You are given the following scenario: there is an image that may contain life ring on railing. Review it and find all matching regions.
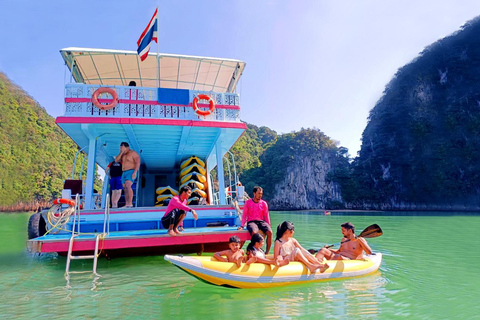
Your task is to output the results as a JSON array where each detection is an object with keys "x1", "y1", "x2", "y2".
[
  {"x1": 91, "y1": 87, "x2": 119, "y2": 110},
  {"x1": 192, "y1": 94, "x2": 215, "y2": 116},
  {"x1": 53, "y1": 198, "x2": 76, "y2": 207}
]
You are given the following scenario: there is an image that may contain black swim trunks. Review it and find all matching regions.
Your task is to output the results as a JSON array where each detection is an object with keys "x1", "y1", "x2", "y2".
[
  {"x1": 246, "y1": 220, "x2": 272, "y2": 234},
  {"x1": 161, "y1": 208, "x2": 186, "y2": 229}
]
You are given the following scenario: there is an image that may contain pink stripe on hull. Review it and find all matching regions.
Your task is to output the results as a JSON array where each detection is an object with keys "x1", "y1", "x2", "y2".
[
  {"x1": 78, "y1": 206, "x2": 236, "y2": 215},
  {"x1": 40, "y1": 231, "x2": 250, "y2": 253}
]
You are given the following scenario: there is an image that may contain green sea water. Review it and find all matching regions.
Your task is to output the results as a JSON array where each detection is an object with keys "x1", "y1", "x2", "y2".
[{"x1": 1, "y1": 211, "x2": 479, "y2": 319}]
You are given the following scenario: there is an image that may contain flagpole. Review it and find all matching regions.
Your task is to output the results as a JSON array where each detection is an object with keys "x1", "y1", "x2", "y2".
[{"x1": 156, "y1": 7, "x2": 160, "y2": 88}]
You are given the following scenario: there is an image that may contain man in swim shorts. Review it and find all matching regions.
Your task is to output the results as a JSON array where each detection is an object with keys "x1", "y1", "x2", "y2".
[
  {"x1": 237, "y1": 186, "x2": 273, "y2": 254},
  {"x1": 161, "y1": 186, "x2": 198, "y2": 236},
  {"x1": 115, "y1": 142, "x2": 140, "y2": 208},
  {"x1": 315, "y1": 222, "x2": 373, "y2": 261}
]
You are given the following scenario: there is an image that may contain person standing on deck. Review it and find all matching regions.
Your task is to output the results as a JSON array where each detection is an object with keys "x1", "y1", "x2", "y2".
[
  {"x1": 237, "y1": 186, "x2": 273, "y2": 254},
  {"x1": 105, "y1": 160, "x2": 123, "y2": 208},
  {"x1": 115, "y1": 142, "x2": 140, "y2": 208},
  {"x1": 162, "y1": 186, "x2": 198, "y2": 236}
]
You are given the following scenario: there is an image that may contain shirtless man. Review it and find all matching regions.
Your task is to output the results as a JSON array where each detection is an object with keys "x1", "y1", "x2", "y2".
[
  {"x1": 315, "y1": 222, "x2": 372, "y2": 261},
  {"x1": 115, "y1": 142, "x2": 140, "y2": 208}
]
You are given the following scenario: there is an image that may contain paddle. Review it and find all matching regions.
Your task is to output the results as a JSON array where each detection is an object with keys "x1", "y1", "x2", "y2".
[{"x1": 308, "y1": 224, "x2": 383, "y2": 254}]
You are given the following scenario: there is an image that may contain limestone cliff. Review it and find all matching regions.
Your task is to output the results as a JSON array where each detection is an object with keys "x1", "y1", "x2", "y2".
[{"x1": 269, "y1": 153, "x2": 343, "y2": 210}]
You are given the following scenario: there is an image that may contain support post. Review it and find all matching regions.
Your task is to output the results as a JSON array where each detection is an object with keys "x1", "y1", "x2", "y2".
[
  {"x1": 84, "y1": 137, "x2": 97, "y2": 209},
  {"x1": 216, "y1": 141, "x2": 226, "y2": 205}
]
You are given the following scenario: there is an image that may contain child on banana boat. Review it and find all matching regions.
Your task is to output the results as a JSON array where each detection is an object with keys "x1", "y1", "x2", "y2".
[
  {"x1": 214, "y1": 222, "x2": 329, "y2": 273},
  {"x1": 274, "y1": 221, "x2": 329, "y2": 273},
  {"x1": 245, "y1": 233, "x2": 277, "y2": 266},
  {"x1": 213, "y1": 235, "x2": 245, "y2": 267}
]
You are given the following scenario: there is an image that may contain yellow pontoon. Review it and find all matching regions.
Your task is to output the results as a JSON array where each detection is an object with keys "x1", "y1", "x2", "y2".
[{"x1": 165, "y1": 253, "x2": 382, "y2": 289}]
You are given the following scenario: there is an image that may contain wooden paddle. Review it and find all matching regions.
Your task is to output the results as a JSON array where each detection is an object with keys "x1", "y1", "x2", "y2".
[{"x1": 308, "y1": 224, "x2": 383, "y2": 254}]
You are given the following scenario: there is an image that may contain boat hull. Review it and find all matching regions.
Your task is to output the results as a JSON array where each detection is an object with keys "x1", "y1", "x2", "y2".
[
  {"x1": 27, "y1": 227, "x2": 250, "y2": 257},
  {"x1": 164, "y1": 253, "x2": 382, "y2": 289}
]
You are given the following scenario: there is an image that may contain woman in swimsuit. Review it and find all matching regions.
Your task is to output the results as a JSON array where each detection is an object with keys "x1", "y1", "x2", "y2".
[
  {"x1": 273, "y1": 221, "x2": 329, "y2": 273},
  {"x1": 245, "y1": 233, "x2": 277, "y2": 266}
]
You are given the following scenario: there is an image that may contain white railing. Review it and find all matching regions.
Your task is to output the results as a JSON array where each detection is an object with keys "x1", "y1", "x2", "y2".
[{"x1": 64, "y1": 84, "x2": 241, "y2": 122}]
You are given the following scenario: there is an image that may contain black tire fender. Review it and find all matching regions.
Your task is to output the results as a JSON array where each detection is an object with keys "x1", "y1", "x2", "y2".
[{"x1": 27, "y1": 212, "x2": 47, "y2": 239}]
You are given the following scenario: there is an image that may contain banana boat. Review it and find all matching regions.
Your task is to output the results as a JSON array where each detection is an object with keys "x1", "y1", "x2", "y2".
[
  {"x1": 164, "y1": 253, "x2": 382, "y2": 289},
  {"x1": 180, "y1": 180, "x2": 205, "y2": 191},
  {"x1": 156, "y1": 186, "x2": 179, "y2": 196},
  {"x1": 156, "y1": 194, "x2": 174, "y2": 202},
  {"x1": 179, "y1": 163, "x2": 206, "y2": 178},
  {"x1": 180, "y1": 172, "x2": 207, "y2": 185},
  {"x1": 191, "y1": 188, "x2": 207, "y2": 198},
  {"x1": 180, "y1": 156, "x2": 206, "y2": 170}
]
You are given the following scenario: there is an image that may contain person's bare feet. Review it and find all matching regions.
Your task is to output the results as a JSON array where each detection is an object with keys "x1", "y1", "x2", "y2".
[
  {"x1": 277, "y1": 257, "x2": 290, "y2": 267},
  {"x1": 308, "y1": 264, "x2": 321, "y2": 273},
  {"x1": 319, "y1": 263, "x2": 330, "y2": 273},
  {"x1": 174, "y1": 228, "x2": 182, "y2": 235},
  {"x1": 168, "y1": 230, "x2": 176, "y2": 236}
]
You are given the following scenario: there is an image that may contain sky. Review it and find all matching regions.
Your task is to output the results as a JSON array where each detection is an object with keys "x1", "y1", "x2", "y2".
[{"x1": 2, "y1": 1, "x2": 480, "y2": 157}]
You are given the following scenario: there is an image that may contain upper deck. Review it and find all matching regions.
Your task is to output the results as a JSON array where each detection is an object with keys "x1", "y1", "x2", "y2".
[{"x1": 56, "y1": 48, "x2": 247, "y2": 172}]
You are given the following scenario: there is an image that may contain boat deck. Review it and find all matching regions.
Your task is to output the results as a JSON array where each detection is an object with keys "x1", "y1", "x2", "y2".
[{"x1": 28, "y1": 226, "x2": 250, "y2": 256}]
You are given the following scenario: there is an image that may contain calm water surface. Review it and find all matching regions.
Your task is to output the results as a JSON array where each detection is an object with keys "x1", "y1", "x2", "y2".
[{"x1": 1, "y1": 211, "x2": 479, "y2": 319}]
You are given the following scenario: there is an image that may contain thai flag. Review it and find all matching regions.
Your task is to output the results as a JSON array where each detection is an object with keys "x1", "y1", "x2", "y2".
[{"x1": 137, "y1": 8, "x2": 158, "y2": 61}]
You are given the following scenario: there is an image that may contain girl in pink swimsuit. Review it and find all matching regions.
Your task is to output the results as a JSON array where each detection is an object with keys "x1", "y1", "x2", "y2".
[{"x1": 273, "y1": 221, "x2": 329, "y2": 273}]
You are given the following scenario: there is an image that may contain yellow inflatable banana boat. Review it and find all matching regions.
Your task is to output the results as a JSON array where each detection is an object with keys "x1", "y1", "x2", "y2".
[
  {"x1": 156, "y1": 186, "x2": 179, "y2": 196},
  {"x1": 187, "y1": 197, "x2": 200, "y2": 205},
  {"x1": 156, "y1": 194, "x2": 174, "y2": 202},
  {"x1": 180, "y1": 180, "x2": 204, "y2": 191},
  {"x1": 191, "y1": 188, "x2": 207, "y2": 198},
  {"x1": 179, "y1": 163, "x2": 206, "y2": 178},
  {"x1": 180, "y1": 172, "x2": 207, "y2": 185},
  {"x1": 165, "y1": 253, "x2": 382, "y2": 289},
  {"x1": 180, "y1": 156, "x2": 205, "y2": 170}
]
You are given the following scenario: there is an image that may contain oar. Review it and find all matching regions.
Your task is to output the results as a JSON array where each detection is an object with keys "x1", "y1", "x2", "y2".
[{"x1": 308, "y1": 224, "x2": 383, "y2": 254}]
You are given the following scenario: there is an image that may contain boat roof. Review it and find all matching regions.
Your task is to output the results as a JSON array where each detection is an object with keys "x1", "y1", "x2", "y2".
[{"x1": 60, "y1": 47, "x2": 246, "y2": 93}]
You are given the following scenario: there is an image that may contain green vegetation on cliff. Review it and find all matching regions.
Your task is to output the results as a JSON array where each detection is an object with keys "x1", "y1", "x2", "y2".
[
  {"x1": 350, "y1": 17, "x2": 480, "y2": 207},
  {"x1": 236, "y1": 127, "x2": 349, "y2": 201},
  {"x1": 0, "y1": 72, "x2": 98, "y2": 208}
]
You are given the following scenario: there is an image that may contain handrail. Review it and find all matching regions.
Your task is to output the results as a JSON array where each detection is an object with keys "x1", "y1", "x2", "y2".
[
  {"x1": 72, "y1": 146, "x2": 88, "y2": 179},
  {"x1": 102, "y1": 194, "x2": 110, "y2": 235}
]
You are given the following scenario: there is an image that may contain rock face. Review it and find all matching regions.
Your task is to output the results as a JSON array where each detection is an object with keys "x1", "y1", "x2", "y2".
[{"x1": 269, "y1": 154, "x2": 343, "y2": 210}]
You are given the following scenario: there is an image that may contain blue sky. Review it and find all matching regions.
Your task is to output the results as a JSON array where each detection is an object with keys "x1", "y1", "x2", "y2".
[{"x1": 1, "y1": 1, "x2": 480, "y2": 156}]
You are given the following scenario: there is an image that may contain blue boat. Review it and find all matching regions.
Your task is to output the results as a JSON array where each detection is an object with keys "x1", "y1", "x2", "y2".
[{"x1": 27, "y1": 48, "x2": 250, "y2": 260}]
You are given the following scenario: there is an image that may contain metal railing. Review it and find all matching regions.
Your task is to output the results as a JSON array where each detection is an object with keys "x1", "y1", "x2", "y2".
[{"x1": 64, "y1": 84, "x2": 241, "y2": 122}]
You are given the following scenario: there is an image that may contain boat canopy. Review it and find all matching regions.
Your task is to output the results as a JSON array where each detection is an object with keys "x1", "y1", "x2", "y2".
[{"x1": 60, "y1": 48, "x2": 246, "y2": 93}]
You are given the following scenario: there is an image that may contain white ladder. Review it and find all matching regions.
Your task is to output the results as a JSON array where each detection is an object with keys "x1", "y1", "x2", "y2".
[{"x1": 65, "y1": 194, "x2": 110, "y2": 279}]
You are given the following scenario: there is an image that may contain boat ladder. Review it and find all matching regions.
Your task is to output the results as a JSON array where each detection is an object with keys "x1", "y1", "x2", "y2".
[{"x1": 65, "y1": 194, "x2": 110, "y2": 279}]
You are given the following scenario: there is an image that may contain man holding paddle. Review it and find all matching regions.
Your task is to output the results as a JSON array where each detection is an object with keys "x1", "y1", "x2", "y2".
[{"x1": 315, "y1": 222, "x2": 373, "y2": 261}]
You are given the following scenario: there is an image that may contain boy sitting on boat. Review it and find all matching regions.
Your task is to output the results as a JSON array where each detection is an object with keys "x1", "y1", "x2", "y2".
[
  {"x1": 213, "y1": 236, "x2": 245, "y2": 267},
  {"x1": 161, "y1": 186, "x2": 198, "y2": 236}
]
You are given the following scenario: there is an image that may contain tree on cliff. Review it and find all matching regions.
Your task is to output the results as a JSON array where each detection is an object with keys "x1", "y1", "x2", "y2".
[
  {"x1": 351, "y1": 16, "x2": 480, "y2": 207},
  {"x1": 0, "y1": 72, "x2": 100, "y2": 208},
  {"x1": 240, "y1": 127, "x2": 349, "y2": 204}
]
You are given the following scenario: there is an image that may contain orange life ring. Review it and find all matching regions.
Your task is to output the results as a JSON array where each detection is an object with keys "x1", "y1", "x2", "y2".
[
  {"x1": 53, "y1": 198, "x2": 76, "y2": 207},
  {"x1": 192, "y1": 94, "x2": 215, "y2": 116},
  {"x1": 91, "y1": 87, "x2": 119, "y2": 110}
]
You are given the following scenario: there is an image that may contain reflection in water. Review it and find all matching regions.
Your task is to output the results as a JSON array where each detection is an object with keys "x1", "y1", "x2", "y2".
[{"x1": 65, "y1": 273, "x2": 102, "y2": 291}]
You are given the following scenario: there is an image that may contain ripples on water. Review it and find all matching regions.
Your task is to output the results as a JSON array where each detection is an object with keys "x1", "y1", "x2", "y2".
[{"x1": 1, "y1": 212, "x2": 480, "y2": 319}]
